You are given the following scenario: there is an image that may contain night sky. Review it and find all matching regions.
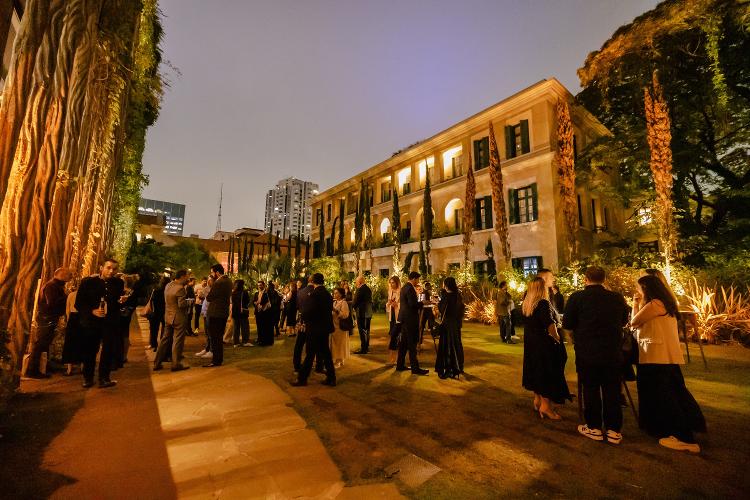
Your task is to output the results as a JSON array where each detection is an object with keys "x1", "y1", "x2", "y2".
[{"x1": 142, "y1": 0, "x2": 659, "y2": 238}]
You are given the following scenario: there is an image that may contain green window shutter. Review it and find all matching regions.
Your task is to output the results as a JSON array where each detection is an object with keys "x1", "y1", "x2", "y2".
[
  {"x1": 536, "y1": 255, "x2": 543, "y2": 269},
  {"x1": 484, "y1": 195, "x2": 493, "y2": 229},
  {"x1": 531, "y1": 183, "x2": 538, "y2": 221},
  {"x1": 473, "y1": 139, "x2": 481, "y2": 170},
  {"x1": 508, "y1": 188, "x2": 518, "y2": 224},
  {"x1": 474, "y1": 198, "x2": 483, "y2": 229},
  {"x1": 504, "y1": 126, "x2": 515, "y2": 159},
  {"x1": 480, "y1": 137, "x2": 489, "y2": 168},
  {"x1": 511, "y1": 257, "x2": 522, "y2": 270},
  {"x1": 520, "y1": 119, "x2": 530, "y2": 154}
]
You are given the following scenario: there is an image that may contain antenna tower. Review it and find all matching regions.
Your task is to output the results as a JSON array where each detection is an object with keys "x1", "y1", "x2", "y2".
[{"x1": 216, "y1": 183, "x2": 223, "y2": 233}]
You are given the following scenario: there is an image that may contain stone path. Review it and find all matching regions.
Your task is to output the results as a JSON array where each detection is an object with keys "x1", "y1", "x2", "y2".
[{"x1": 138, "y1": 315, "x2": 402, "y2": 499}]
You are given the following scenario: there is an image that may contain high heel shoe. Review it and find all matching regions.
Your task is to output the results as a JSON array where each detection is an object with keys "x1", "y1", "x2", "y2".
[{"x1": 538, "y1": 409, "x2": 562, "y2": 420}]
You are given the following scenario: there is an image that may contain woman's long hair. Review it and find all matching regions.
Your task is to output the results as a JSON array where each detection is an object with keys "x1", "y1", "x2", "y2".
[
  {"x1": 389, "y1": 275, "x2": 401, "y2": 289},
  {"x1": 443, "y1": 276, "x2": 458, "y2": 293},
  {"x1": 233, "y1": 279, "x2": 245, "y2": 292},
  {"x1": 522, "y1": 277, "x2": 547, "y2": 317},
  {"x1": 641, "y1": 268, "x2": 678, "y2": 303},
  {"x1": 637, "y1": 275, "x2": 679, "y2": 317}
]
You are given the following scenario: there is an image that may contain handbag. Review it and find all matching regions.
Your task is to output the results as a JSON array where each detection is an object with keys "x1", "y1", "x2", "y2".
[{"x1": 339, "y1": 315, "x2": 354, "y2": 331}]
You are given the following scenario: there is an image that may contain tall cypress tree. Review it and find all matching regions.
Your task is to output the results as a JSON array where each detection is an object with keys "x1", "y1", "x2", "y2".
[
  {"x1": 392, "y1": 190, "x2": 402, "y2": 274},
  {"x1": 423, "y1": 163, "x2": 433, "y2": 273}
]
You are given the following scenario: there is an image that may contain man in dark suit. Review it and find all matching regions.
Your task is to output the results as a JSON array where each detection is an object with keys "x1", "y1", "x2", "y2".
[
  {"x1": 352, "y1": 275, "x2": 373, "y2": 354},
  {"x1": 292, "y1": 273, "x2": 336, "y2": 386},
  {"x1": 563, "y1": 266, "x2": 630, "y2": 445},
  {"x1": 396, "y1": 271, "x2": 429, "y2": 375},
  {"x1": 75, "y1": 259, "x2": 125, "y2": 388},
  {"x1": 204, "y1": 264, "x2": 232, "y2": 367},
  {"x1": 293, "y1": 278, "x2": 313, "y2": 372}
]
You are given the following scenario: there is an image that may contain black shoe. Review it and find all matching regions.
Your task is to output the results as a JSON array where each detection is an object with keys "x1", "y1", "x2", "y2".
[
  {"x1": 315, "y1": 367, "x2": 326, "y2": 374},
  {"x1": 25, "y1": 371, "x2": 50, "y2": 379},
  {"x1": 153, "y1": 364, "x2": 163, "y2": 371},
  {"x1": 82, "y1": 380, "x2": 94, "y2": 388},
  {"x1": 202, "y1": 363, "x2": 222, "y2": 368},
  {"x1": 291, "y1": 379, "x2": 307, "y2": 387},
  {"x1": 171, "y1": 365, "x2": 190, "y2": 372},
  {"x1": 99, "y1": 380, "x2": 117, "y2": 388},
  {"x1": 412, "y1": 368, "x2": 429, "y2": 376},
  {"x1": 395, "y1": 366, "x2": 410, "y2": 372},
  {"x1": 321, "y1": 378, "x2": 336, "y2": 386}
]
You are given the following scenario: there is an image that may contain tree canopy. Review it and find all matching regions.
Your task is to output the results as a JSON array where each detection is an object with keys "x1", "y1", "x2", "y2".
[{"x1": 576, "y1": 0, "x2": 750, "y2": 265}]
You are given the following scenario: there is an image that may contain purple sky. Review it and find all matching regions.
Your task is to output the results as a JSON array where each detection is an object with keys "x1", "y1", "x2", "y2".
[{"x1": 142, "y1": 0, "x2": 659, "y2": 238}]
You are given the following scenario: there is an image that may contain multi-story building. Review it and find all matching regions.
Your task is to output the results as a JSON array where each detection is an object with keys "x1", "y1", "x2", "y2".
[
  {"x1": 0, "y1": 1, "x2": 23, "y2": 91},
  {"x1": 138, "y1": 198, "x2": 186, "y2": 236},
  {"x1": 264, "y1": 177, "x2": 318, "y2": 240},
  {"x1": 311, "y1": 78, "x2": 625, "y2": 277}
]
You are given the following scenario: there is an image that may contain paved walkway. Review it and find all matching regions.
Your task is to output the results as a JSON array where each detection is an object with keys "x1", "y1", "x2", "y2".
[
  {"x1": 1, "y1": 315, "x2": 401, "y2": 499},
  {"x1": 139, "y1": 315, "x2": 401, "y2": 500}
]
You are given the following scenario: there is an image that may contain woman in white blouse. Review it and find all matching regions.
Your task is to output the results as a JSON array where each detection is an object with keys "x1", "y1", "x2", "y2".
[
  {"x1": 385, "y1": 276, "x2": 401, "y2": 366},
  {"x1": 630, "y1": 274, "x2": 705, "y2": 453}
]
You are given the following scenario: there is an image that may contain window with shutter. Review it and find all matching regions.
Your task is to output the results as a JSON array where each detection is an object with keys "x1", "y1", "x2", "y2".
[
  {"x1": 454, "y1": 208, "x2": 464, "y2": 232},
  {"x1": 512, "y1": 256, "x2": 543, "y2": 276},
  {"x1": 505, "y1": 126, "x2": 515, "y2": 159},
  {"x1": 474, "y1": 199, "x2": 483, "y2": 230},
  {"x1": 520, "y1": 119, "x2": 530, "y2": 154},
  {"x1": 474, "y1": 137, "x2": 489, "y2": 170},
  {"x1": 591, "y1": 199, "x2": 597, "y2": 229},
  {"x1": 508, "y1": 188, "x2": 518, "y2": 224},
  {"x1": 512, "y1": 184, "x2": 537, "y2": 224},
  {"x1": 577, "y1": 195, "x2": 583, "y2": 226}
]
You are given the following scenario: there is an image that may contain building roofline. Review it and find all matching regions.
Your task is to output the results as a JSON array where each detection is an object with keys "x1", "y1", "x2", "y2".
[{"x1": 313, "y1": 78, "x2": 608, "y2": 202}]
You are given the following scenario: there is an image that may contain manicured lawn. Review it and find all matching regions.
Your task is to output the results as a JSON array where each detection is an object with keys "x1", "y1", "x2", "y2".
[{"x1": 220, "y1": 313, "x2": 750, "y2": 498}]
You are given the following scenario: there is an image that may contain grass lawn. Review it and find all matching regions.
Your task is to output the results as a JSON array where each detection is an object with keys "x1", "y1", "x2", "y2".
[{"x1": 219, "y1": 313, "x2": 750, "y2": 498}]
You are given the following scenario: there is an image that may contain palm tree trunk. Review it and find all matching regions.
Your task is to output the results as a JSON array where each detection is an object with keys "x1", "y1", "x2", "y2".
[
  {"x1": 555, "y1": 99, "x2": 578, "y2": 263},
  {"x1": 488, "y1": 121, "x2": 510, "y2": 266}
]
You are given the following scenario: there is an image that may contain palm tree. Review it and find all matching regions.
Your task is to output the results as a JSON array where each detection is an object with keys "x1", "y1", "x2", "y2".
[{"x1": 488, "y1": 121, "x2": 510, "y2": 265}]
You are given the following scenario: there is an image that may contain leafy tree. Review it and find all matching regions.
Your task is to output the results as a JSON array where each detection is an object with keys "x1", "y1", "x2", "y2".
[{"x1": 576, "y1": 0, "x2": 750, "y2": 265}]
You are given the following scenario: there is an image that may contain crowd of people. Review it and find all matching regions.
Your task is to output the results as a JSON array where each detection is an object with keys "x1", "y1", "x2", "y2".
[{"x1": 24, "y1": 258, "x2": 706, "y2": 454}]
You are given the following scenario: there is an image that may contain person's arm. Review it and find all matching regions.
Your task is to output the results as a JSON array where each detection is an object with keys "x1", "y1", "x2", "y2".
[
  {"x1": 351, "y1": 289, "x2": 361, "y2": 309},
  {"x1": 630, "y1": 299, "x2": 666, "y2": 328},
  {"x1": 561, "y1": 294, "x2": 577, "y2": 331},
  {"x1": 176, "y1": 286, "x2": 188, "y2": 310},
  {"x1": 539, "y1": 301, "x2": 560, "y2": 343},
  {"x1": 206, "y1": 282, "x2": 219, "y2": 302}
]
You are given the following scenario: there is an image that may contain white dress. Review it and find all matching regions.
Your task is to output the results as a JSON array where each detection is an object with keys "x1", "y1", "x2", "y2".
[{"x1": 331, "y1": 299, "x2": 351, "y2": 363}]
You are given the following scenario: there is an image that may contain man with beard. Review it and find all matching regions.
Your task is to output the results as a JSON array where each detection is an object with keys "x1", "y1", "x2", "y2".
[{"x1": 75, "y1": 259, "x2": 125, "y2": 388}]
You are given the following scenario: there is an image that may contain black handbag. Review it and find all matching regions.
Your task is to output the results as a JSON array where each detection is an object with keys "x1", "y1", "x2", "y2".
[
  {"x1": 339, "y1": 315, "x2": 354, "y2": 331},
  {"x1": 621, "y1": 327, "x2": 639, "y2": 366}
]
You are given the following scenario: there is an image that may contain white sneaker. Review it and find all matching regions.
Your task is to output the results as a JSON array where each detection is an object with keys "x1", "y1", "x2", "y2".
[
  {"x1": 242, "y1": 342, "x2": 255, "y2": 347},
  {"x1": 200, "y1": 351, "x2": 213, "y2": 359},
  {"x1": 606, "y1": 430, "x2": 623, "y2": 444},
  {"x1": 194, "y1": 350, "x2": 206, "y2": 357},
  {"x1": 659, "y1": 436, "x2": 700, "y2": 453},
  {"x1": 578, "y1": 424, "x2": 604, "y2": 441}
]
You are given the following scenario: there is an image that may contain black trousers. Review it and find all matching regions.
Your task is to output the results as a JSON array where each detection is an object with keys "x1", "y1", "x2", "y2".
[
  {"x1": 419, "y1": 309, "x2": 434, "y2": 343},
  {"x1": 578, "y1": 362, "x2": 623, "y2": 432},
  {"x1": 194, "y1": 305, "x2": 202, "y2": 330},
  {"x1": 293, "y1": 329, "x2": 307, "y2": 371},
  {"x1": 80, "y1": 322, "x2": 113, "y2": 383},
  {"x1": 232, "y1": 316, "x2": 250, "y2": 344},
  {"x1": 357, "y1": 315, "x2": 371, "y2": 352},
  {"x1": 27, "y1": 315, "x2": 60, "y2": 374},
  {"x1": 396, "y1": 322, "x2": 420, "y2": 372},
  {"x1": 207, "y1": 316, "x2": 228, "y2": 365},
  {"x1": 148, "y1": 316, "x2": 164, "y2": 349},
  {"x1": 498, "y1": 315, "x2": 512, "y2": 342},
  {"x1": 298, "y1": 331, "x2": 335, "y2": 382}
]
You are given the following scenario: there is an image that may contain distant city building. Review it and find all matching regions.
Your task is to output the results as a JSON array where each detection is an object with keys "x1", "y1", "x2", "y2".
[
  {"x1": 138, "y1": 198, "x2": 186, "y2": 236},
  {"x1": 264, "y1": 177, "x2": 318, "y2": 240}
]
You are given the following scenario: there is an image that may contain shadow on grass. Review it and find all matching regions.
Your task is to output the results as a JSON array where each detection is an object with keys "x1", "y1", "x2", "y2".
[{"x1": 0, "y1": 391, "x2": 84, "y2": 499}]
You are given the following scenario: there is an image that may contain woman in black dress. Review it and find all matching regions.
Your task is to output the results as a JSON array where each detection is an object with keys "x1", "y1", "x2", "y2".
[
  {"x1": 231, "y1": 279, "x2": 251, "y2": 346},
  {"x1": 62, "y1": 286, "x2": 81, "y2": 375},
  {"x1": 385, "y1": 276, "x2": 401, "y2": 365},
  {"x1": 435, "y1": 277, "x2": 464, "y2": 379},
  {"x1": 522, "y1": 277, "x2": 571, "y2": 419}
]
